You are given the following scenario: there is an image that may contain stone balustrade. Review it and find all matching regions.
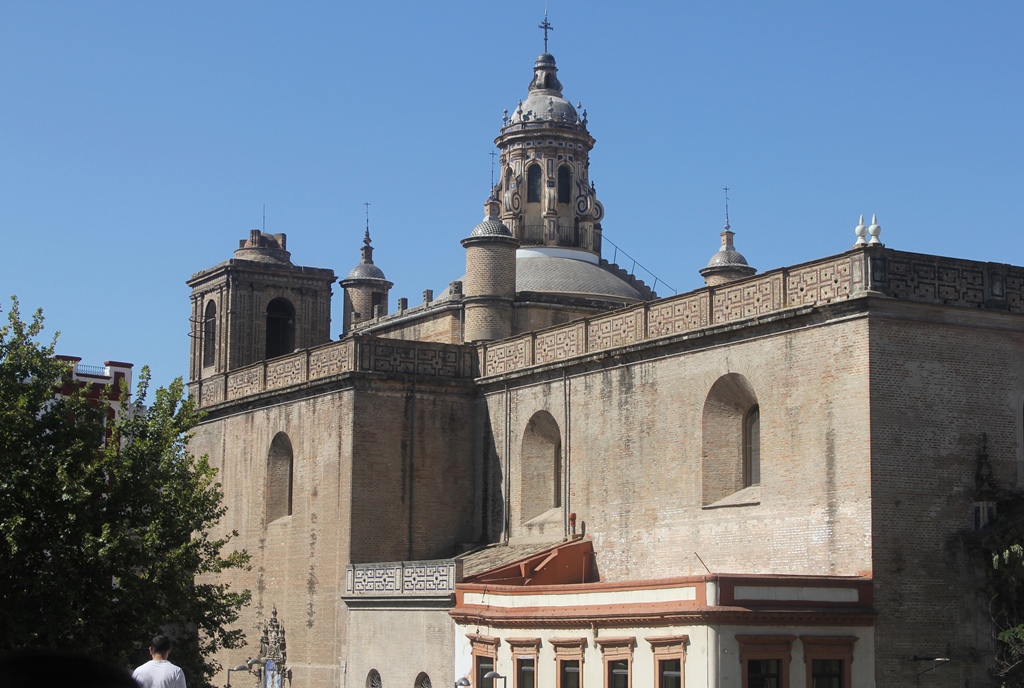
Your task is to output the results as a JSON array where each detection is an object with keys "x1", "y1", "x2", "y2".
[
  {"x1": 345, "y1": 559, "x2": 461, "y2": 598},
  {"x1": 191, "y1": 335, "x2": 477, "y2": 407},
  {"x1": 481, "y1": 247, "x2": 1024, "y2": 378}
]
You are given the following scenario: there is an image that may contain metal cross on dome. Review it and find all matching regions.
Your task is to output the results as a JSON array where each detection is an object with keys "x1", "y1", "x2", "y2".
[{"x1": 539, "y1": 11, "x2": 553, "y2": 52}]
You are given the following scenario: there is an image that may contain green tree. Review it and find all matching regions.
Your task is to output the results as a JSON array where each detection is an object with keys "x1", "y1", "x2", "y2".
[{"x1": 0, "y1": 298, "x2": 250, "y2": 687}]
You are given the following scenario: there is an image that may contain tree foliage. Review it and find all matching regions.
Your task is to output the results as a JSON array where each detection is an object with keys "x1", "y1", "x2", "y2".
[
  {"x1": 0, "y1": 298, "x2": 249, "y2": 687},
  {"x1": 982, "y1": 497, "x2": 1024, "y2": 688}
]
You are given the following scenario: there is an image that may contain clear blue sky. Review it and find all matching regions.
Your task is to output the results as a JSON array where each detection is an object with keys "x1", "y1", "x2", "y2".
[{"x1": 2, "y1": 1, "x2": 1021, "y2": 393}]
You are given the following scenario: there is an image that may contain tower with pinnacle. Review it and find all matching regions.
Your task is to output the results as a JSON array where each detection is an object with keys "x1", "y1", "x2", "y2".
[
  {"x1": 340, "y1": 228, "x2": 393, "y2": 333},
  {"x1": 494, "y1": 43, "x2": 604, "y2": 258}
]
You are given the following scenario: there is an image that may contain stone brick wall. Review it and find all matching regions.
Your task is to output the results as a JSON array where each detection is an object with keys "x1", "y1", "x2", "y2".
[
  {"x1": 187, "y1": 260, "x2": 335, "y2": 382},
  {"x1": 194, "y1": 369, "x2": 481, "y2": 688},
  {"x1": 191, "y1": 390, "x2": 355, "y2": 688},
  {"x1": 464, "y1": 243, "x2": 516, "y2": 299},
  {"x1": 868, "y1": 301, "x2": 1024, "y2": 686},
  {"x1": 483, "y1": 314, "x2": 874, "y2": 581},
  {"x1": 345, "y1": 607, "x2": 455, "y2": 688}
]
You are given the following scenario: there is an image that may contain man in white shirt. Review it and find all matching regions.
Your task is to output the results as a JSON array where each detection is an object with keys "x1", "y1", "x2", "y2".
[{"x1": 132, "y1": 635, "x2": 187, "y2": 688}]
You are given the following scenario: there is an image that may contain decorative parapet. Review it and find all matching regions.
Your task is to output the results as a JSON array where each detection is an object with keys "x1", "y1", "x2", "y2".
[
  {"x1": 344, "y1": 559, "x2": 462, "y2": 598},
  {"x1": 481, "y1": 248, "x2": 1024, "y2": 378},
  {"x1": 191, "y1": 335, "x2": 476, "y2": 407}
]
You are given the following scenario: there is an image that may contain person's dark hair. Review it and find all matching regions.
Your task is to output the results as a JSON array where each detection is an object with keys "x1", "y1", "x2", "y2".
[{"x1": 150, "y1": 635, "x2": 172, "y2": 654}]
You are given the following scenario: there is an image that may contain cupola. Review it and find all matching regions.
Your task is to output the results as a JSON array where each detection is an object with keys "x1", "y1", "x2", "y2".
[
  {"x1": 699, "y1": 219, "x2": 756, "y2": 286},
  {"x1": 340, "y1": 229, "x2": 393, "y2": 332}
]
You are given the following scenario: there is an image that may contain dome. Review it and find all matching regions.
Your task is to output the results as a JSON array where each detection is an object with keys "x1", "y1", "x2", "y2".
[
  {"x1": 508, "y1": 52, "x2": 579, "y2": 125},
  {"x1": 705, "y1": 248, "x2": 750, "y2": 269},
  {"x1": 439, "y1": 250, "x2": 645, "y2": 302},
  {"x1": 469, "y1": 218, "x2": 513, "y2": 238},
  {"x1": 343, "y1": 228, "x2": 389, "y2": 282},
  {"x1": 347, "y1": 262, "x2": 387, "y2": 280},
  {"x1": 699, "y1": 225, "x2": 756, "y2": 283},
  {"x1": 509, "y1": 93, "x2": 578, "y2": 124}
]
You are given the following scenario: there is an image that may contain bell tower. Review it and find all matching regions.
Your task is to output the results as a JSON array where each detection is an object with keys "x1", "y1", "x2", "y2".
[
  {"x1": 495, "y1": 52, "x2": 604, "y2": 258},
  {"x1": 187, "y1": 230, "x2": 336, "y2": 384}
]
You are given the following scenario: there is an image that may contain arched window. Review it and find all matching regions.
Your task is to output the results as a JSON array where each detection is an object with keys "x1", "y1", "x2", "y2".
[
  {"x1": 744, "y1": 405, "x2": 761, "y2": 486},
  {"x1": 701, "y1": 373, "x2": 760, "y2": 505},
  {"x1": 414, "y1": 673, "x2": 432, "y2": 688},
  {"x1": 266, "y1": 432, "x2": 293, "y2": 523},
  {"x1": 367, "y1": 670, "x2": 383, "y2": 688},
  {"x1": 557, "y1": 165, "x2": 572, "y2": 204},
  {"x1": 203, "y1": 300, "x2": 216, "y2": 368},
  {"x1": 527, "y1": 164, "x2": 542, "y2": 203},
  {"x1": 520, "y1": 411, "x2": 562, "y2": 523},
  {"x1": 266, "y1": 298, "x2": 295, "y2": 359}
]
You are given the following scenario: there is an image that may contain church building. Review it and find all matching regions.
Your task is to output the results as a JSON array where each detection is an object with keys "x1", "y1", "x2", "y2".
[{"x1": 187, "y1": 42, "x2": 1024, "y2": 688}]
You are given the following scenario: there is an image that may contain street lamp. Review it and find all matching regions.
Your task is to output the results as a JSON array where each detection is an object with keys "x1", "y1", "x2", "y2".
[
  {"x1": 226, "y1": 664, "x2": 249, "y2": 688},
  {"x1": 455, "y1": 679, "x2": 471, "y2": 688},
  {"x1": 483, "y1": 671, "x2": 507, "y2": 688}
]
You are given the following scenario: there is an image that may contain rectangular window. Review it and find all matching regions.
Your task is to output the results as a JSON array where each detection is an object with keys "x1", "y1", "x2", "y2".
[
  {"x1": 608, "y1": 659, "x2": 628, "y2": 688},
  {"x1": 738, "y1": 634, "x2": 794, "y2": 688},
  {"x1": 658, "y1": 658, "x2": 681, "y2": 688},
  {"x1": 801, "y1": 635, "x2": 856, "y2": 688},
  {"x1": 748, "y1": 658, "x2": 780, "y2": 687},
  {"x1": 561, "y1": 660, "x2": 581, "y2": 688},
  {"x1": 476, "y1": 657, "x2": 495, "y2": 688},
  {"x1": 517, "y1": 657, "x2": 535, "y2": 688},
  {"x1": 810, "y1": 659, "x2": 843, "y2": 688}
]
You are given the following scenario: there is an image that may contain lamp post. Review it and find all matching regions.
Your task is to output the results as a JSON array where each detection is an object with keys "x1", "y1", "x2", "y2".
[
  {"x1": 483, "y1": 671, "x2": 507, "y2": 688},
  {"x1": 226, "y1": 664, "x2": 249, "y2": 688},
  {"x1": 455, "y1": 678, "x2": 471, "y2": 688}
]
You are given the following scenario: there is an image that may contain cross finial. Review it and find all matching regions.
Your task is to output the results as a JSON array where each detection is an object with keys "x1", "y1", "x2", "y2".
[
  {"x1": 722, "y1": 186, "x2": 731, "y2": 230},
  {"x1": 363, "y1": 202, "x2": 371, "y2": 242},
  {"x1": 539, "y1": 10, "x2": 553, "y2": 52}
]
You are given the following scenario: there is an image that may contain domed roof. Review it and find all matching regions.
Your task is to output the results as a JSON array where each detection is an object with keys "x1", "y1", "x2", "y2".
[
  {"x1": 705, "y1": 248, "x2": 750, "y2": 268},
  {"x1": 347, "y1": 262, "x2": 387, "y2": 280},
  {"x1": 699, "y1": 224, "x2": 756, "y2": 281},
  {"x1": 343, "y1": 229, "x2": 389, "y2": 282},
  {"x1": 509, "y1": 93, "x2": 578, "y2": 124},
  {"x1": 439, "y1": 250, "x2": 645, "y2": 302},
  {"x1": 508, "y1": 53, "x2": 579, "y2": 125},
  {"x1": 469, "y1": 218, "x2": 513, "y2": 238}
]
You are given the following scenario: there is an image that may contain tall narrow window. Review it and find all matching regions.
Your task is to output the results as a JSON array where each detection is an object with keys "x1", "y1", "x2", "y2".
[
  {"x1": 469, "y1": 634, "x2": 500, "y2": 688},
  {"x1": 658, "y1": 660, "x2": 681, "y2": 688},
  {"x1": 203, "y1": 301, "x2": 216, "y2": 368},
  {"x1": 266, "y1": 298, "x2": 295, "y2": 358},
  {"x1": 527, "y1": 165, "x2": 542, "y2": 203},
  {"x1": 702, "y1": 373, "x2": 760, "y2": 505},
  {"x1": 510, "y1": 637, "x2": 541, "y2": 688},
  {"x1": 557, "y1": 165, "x2": 572, "y2": 204},
  {"x1": 267, "y1": 432, "x2": 293, "y2": 523},
  {"x1": 646, "y1": 635, "x2": 686, "y2": 688},
  {"x1": 476, "y1": 656, "x2": 495, "y2": 688},
  {"x1": 560, "y1": 660, "x2": 580, "y2": 688},
  {"x1": 551, "y1": 637, "x2": 586, "y2": 688},
  {"x1": 744, "y1": 405, "x2": 761, "y2": 486},
  {"x1": 521, "y1": 411, "x2": 562, "y2": 524},
  {"x1": 517, "y1": 658, "x2": 535, "y2": 688}
]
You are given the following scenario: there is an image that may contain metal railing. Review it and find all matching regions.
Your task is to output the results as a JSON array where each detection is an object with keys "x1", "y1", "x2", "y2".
[
  {"x1": 76, "y1": 364, "x2": 108, "y2": 377},
  {"x1": 603, "y1": 236, "x2": 676, "y2": 295},
  {"x1": 518, "y1": 225, "x2": 590, "y2": 249}
]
